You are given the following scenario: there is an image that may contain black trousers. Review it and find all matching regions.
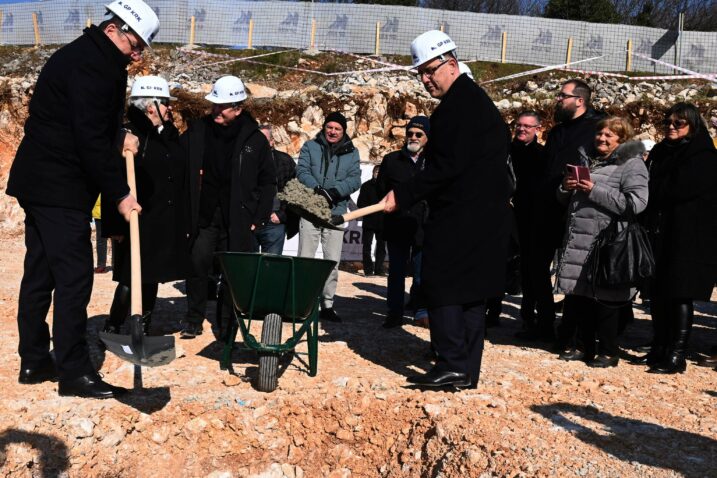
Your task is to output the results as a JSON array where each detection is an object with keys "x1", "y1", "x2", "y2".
[
  {"x1": 526, "y1": 237, "x2": 557, "y2": 332},
  {"x1": 563, "y1": 295, "x2": 621, "y2": 357},
  {"x1": 428, "y1": 301, "x2": 487, "y2": 384},
  {"x1": 17, "y1": 204, "x2": 95, "y2": 380},
  {"x1": 186, "y1": 208, "x2": 227, "y2": 324},
  {"x1": 362, "y1": 227, "x2": 386, "y2": 274}
]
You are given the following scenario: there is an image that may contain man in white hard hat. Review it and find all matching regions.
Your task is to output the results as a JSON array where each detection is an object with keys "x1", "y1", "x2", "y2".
[
  {"x1": 383, "y1": 30, "x2": 512, "y2": 389},
  {"x1": 181, "y1": 75, "x2": 277, "y2": 338},
  {"x1": 101, "y1": 76, "x2": 189, "y2": 337},
  {"x1": 6, "y1": 0, "x2": 159, "y2": 399}
]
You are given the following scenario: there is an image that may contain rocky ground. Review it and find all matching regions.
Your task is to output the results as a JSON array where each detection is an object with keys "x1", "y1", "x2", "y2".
[
  {"x1": 0, "y1": 45, "x2": 716, "y2": 477},
  {"x1": 0, "y1": 229, "x2": 716, "y2": 478}
]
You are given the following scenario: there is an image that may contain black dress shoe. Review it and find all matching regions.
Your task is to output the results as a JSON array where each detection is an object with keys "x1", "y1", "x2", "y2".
[
  {"x1": 18, "y1": 358, "x2": 58, "y2": 384},
  {"x1": 558, "y1": 348, "x2": 585, "y2": 361},
  {"x1": 58, "y1": 373, "x2": 128, "y2": 399},
  {"x1": 407, "y1": 369, "x2": 470, "y2": 387},
  {"x1": 587, "y1": 355, "x2": 619, "y2": 368},
  {"x1": 103, "y1": 320, "x2": 123, "y2": 334},
  {"x1": 648, "y1": 355, "x2": 686, "y2": 374},
  {"x1": 382, "y1": 314, "x2": 404, "y2": 329},
  {"x1": 180, "y1": 321, "x2": 203, "y2": 339},
  {"x1": 633, "y1": 346, "x2": 665, "y2": 366},
  {"x1": 319, "y1": 308, "x2": 342, "y2": 323},
  {"x1": 697, "y1": 354, "x2": 717, "y2": 368}
]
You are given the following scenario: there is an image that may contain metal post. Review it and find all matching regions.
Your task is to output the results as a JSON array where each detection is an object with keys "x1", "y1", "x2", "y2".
[
  {"x1": 247, "y1": 19, "x2": 254, "y2": 49},
  {"x1": 566, "y1": 37, "x2": 573, "y2": 64},
  {"x1": 501, "y1": 32, "x2": 507, "y2": 64},
  {"x1": 189, "y1": 16, "x2": 196, "y2": 46},
  {"x1": 375, "y1": 22, "x2": 380, "y2": 56},
  {"x1": 626, "y1": 39, "x2": 633, "y2": 72},
  {"x1": 32, "y1": 12, "x2": 41, "y2": 47}
]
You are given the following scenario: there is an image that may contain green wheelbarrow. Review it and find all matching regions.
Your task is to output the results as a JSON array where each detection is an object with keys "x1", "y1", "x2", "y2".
[{"x1": 215, "y1": 252, "x2": 336, "y2": 392}]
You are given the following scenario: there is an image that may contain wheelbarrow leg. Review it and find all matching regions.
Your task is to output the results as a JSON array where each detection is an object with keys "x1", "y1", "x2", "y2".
[
  {"x1": 308, "y1": 308, "x2": 319, "y2": 377},
  {"x1": 220, "y1": 307, "x2": 239, "y2": 371}
]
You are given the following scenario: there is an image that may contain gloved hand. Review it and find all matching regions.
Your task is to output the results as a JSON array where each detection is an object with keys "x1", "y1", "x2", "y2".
[
  {"x1": 327, "y1": 188, "x2": 341, "y2": 203},
  {"x1": 314, "y1": 186, "x2": 335, "y2": 208}
]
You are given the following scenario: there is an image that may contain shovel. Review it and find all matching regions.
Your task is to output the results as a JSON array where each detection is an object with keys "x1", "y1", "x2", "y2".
[
  {"x1": 100, "y1": 151, "x2": 176, "y2": 385},
  {"x1": 329, "y1": 201, "x2": 385, "y2": 226}
]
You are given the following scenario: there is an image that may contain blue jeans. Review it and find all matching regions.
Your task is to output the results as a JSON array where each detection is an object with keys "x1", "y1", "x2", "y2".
[
  {"x1": 387, "y1": 241, "x2": 422, "y2": 317},
  {"x1": 253, "y1": 223, "x2": 286, "y2": 255}
]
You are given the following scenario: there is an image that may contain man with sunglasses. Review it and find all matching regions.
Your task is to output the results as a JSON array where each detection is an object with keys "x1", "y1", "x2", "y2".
[
  {"x1": 376, "y1": 116, "x2": 430, "y2": 329},
  {"x1": 6, "y1": 0, "x2": 159, "y2": 399},
  {"x1": 517, "y1": 79, "x2": 605, "y2": 346},
  {"x1": 383, "y1": 31, "x2": 512, "y2": 389}
]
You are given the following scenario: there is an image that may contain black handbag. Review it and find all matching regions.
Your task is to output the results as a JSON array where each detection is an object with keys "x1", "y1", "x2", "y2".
[{"x1": 587, "y1": 208, "x2": 655, "y2": 290}]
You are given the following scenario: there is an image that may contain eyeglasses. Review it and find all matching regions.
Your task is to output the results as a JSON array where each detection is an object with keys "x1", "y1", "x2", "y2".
[
  {"x1": 515, "y1": 123, "x2": 538, "y2": 129},
  {"x1": 155, "y1": 99, "x2": 169, "y2": 106},
  {"x1": 556, "y1": 92, "x2": 581, "y2": 101},
  {"x1": 416, "y1": 59, "x2": 449, "y2": 80},
  {"x1": 407, "y1": 131, "x2": 424, "y2": 138},
  {"x1": 120, "y1": 27, "x2": 143, "y2": 52},
  {"x1": 662, "y1": 118, "x2": 689, "y2": 129}
]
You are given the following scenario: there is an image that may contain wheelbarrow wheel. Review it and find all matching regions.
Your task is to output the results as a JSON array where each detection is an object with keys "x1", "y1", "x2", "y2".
[{"x1": 257, "y1": 313, "x2": 283, "y2": 392}]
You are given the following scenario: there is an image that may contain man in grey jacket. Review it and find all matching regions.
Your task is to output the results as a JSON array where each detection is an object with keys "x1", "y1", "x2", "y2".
[{"x1": 296, "y1": 112, "x2": 361, "y2": 322}]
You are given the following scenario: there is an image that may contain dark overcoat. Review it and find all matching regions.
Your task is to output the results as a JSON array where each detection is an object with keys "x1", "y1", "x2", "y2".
[
  {"x1": 376, "y1": 148, "x2": 426, "y2": 246},
  {"x1": 647, "y1": 128, "x2": 717, "y2": 300},
  {"x1": 102, "y1": 106, "x2": 190, "y2": 285},
  {"x1": 6, "y1": 26, "x2": 129, "y2": 211},
  {"x1": 393, "y1": 74, "x2": 512, "y2": 307},
  {"x1": 357, "y1": 178, "x2": 384, "y2": 231},
  {"x1": 183, "y1": 113, "x2": 276, "y2": 252}
]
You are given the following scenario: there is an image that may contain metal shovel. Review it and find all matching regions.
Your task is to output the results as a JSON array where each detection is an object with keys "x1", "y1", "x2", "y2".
[{"x1": 100, "y1": 151, "x2": 176, "y2": 380}]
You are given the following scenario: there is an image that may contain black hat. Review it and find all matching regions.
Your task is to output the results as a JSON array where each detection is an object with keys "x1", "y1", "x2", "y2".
[
  {"x1": 324, "y1": 111, "x2": 348, "y2": 132},
  {"x1": 406, "y1": 116, "x2": 430, "y2": 137}
]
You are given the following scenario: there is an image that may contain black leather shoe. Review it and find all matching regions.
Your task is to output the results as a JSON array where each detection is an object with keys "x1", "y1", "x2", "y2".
[
  {"x1": 558, "y1": 348, "x2": 585, "y2": 361},
  {"x1": 320, "y1": 308, "x2": 342, "y2": 323},
  {"x1": 648, "y1": 355, "x2": 686, "y2": 374},
  {"x1": 697, "y1": 354, "x2": 717, "y2": 368},
  {"x1": 58, "y1": 373, "x2": 128, "y2": 399},
  {"x1": 382, "y1": 314, "x2": 404, "y2": 329},
  {"x1": 633, "y1": 346, "x2": 665, "y2": 366},
  {"x1": 180, "y1": 322, "x2": 203, "y2": 339},
  {"x1": 407, "y1": 369, "x2": 469, "y2": 387},
  {"x1": 18, "y1": 358, "x2": 58, "y2": 384},
  {"x1": 103, "y1": 320, "x2": 123, "y2": 334},
  {"x1": 587, "y1": 355, "x2": 619, "y2": 368}
]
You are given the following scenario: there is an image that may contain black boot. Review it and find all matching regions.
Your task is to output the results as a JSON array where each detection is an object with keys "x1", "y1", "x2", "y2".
[
  {"x1": 104, "y1": 284, "x2": 130, "y2": 333},
  {"x1": 649, "y1": 301, "x2": 692, "y2": 374}
]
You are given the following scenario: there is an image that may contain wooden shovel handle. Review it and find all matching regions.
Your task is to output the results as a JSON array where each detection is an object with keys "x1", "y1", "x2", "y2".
[
  {"x1": 124, "y1": 151, "x2": 143, "y2": 317},
  {"x1": 341, "y1": 201, "x2": 385, "y2": 222}
]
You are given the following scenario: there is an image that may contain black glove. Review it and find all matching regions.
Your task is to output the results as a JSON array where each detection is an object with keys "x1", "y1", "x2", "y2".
[
  {"x1": 327, "y1": 188, "x2": 342, "y2": 203},
  {"x1": 314, "y1": 186, "x2": 334, "y2": 208}
]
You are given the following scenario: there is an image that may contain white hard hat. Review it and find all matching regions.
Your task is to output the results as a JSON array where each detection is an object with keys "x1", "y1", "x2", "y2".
[
  {"x1": 205, "y1": 76, "x2": 247, "y2": 104},
  {"x1": 130, "y1": 75, "x2": 175, "y2": 100},
  {"x1": 641, "y1": 139, "x2": 656, "y2": 152},
  {"x1": 458, "y1": 62, "x2": 474, "y2": 80},
  {"x1": 105, "y1": 0, "x2": 160, "y2": 47},
  {"x1": 410, "y1": 30, "x2": 457, "y2": 68}
]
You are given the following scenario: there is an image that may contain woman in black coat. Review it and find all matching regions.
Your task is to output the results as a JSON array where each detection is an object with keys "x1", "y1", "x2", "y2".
[
  {"x1": 102, "y1": 78, "x2": 190, "y2": 333},
  {"x1": 638, "y1": 102, "x2": 717, "y2": 374}
]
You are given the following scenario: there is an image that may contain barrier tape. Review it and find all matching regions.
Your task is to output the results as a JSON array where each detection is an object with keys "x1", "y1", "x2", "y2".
[
  {"x1": 193, "y1": 49, "x2": 300, "y2": 70},
  {"x1": 481, "y1": 54, "x2": 612, "y2": 84},
  {"x1": 631, "y1": 51, "x2": 717, "y2": 82}
]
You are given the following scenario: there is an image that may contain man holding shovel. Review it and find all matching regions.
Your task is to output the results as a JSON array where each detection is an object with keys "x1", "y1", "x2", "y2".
[
  {"x1": 383, "y1": 31, "x2": 512, "y2": 388},
  {"x1": 6, "y1": 0, "x2": 159, "y2": 399}
]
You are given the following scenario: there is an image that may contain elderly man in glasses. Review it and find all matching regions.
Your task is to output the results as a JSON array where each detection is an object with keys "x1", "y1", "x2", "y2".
[{"x1": 376, "y1": 116, "x2": 431, "y2": 329}]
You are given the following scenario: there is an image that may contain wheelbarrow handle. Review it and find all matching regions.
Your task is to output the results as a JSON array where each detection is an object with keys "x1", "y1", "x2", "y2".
[
  {"x1": 330, "y1": 201, "x2": 385, "y2": 226},
  {"x1": 124, "y1": 151, "x2": 143, "y2": 318}
]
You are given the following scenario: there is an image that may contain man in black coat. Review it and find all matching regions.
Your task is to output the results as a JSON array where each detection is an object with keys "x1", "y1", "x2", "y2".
[
  {"x1": 5, "y1": 0, "x2": 159, "y2": 399},
  {"x1": 519, "y1": 79, "x2": 604, "y2": 345},
  {"x1": 384, "y1": 31, "x2": 512, "y2": 388},
  {"x1": 376, "y1": 116, "x2": 429, "y2": 328},
  {"x1": 253, "y1": 124, "x2": 297, "y2": 254},
  {"x1": 181, "y1": 75, "x2": 276, "y2": 338},
  {"x1": 357, "y1": 165, "x2": 386, "y2": 277}
]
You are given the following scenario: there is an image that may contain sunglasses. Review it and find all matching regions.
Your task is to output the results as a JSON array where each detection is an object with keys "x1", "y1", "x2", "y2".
[
  {"x1": 662, "y1": 118, "x2": 689, "y2": 129},
  {"x1": 407, "y1": 131, "x2": 425, "y2": 138}
]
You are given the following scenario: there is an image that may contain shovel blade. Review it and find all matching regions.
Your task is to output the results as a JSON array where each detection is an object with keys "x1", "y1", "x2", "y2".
[{"x1": 100, "y1": 332, "x2": 176, "y2": 367}]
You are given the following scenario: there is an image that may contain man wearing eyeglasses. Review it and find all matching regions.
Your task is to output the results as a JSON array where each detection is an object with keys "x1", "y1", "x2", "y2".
[
  {"x1": 517, "y1": 79, "x2": 605, "y2": 346},
  {"x1": 383, "y1": 31, "x2": 512, "y2": 389},
  {"x1": 6, "y1": 0, "x2": 159, "y2": 399},
  {"x1": 376, "y1": 116, "x2": 430, "y2": 329}
]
